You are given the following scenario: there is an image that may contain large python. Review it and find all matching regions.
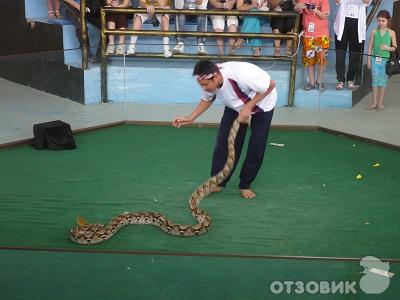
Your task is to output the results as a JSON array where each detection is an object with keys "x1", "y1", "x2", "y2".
[{"x1": 70, "y1": 117, "x2": 242, "y2": 244}]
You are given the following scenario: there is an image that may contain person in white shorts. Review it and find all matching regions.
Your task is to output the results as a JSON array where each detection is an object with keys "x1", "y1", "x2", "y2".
[
  {"x1": 208, "y1": 0, "x2": 239, "y2": 55},
  {"x1": 126, "y1": 0, "x2": 173, "y2": 57},
  {"x1": 173, "y1": 60, "x2": 277, "y2": 199}
]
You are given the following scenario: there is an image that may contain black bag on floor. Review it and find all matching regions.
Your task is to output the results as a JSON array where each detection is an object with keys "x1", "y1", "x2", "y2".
[{"x1": 32, "y1": 120, "x2": 76, "y2": 150}]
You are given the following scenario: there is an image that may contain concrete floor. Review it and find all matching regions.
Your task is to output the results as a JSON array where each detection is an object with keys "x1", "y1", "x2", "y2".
[{"x1": 0, "y1": 74, "x2": 399, "y2": 147}]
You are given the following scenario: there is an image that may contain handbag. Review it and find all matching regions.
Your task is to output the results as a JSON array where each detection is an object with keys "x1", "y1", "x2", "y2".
[
  {"x1": 32, "y1": 120, "x2": 76, "y2": 150},
  {"x1": 385, "y1": 56, "x2": 400, "y2": 75}
]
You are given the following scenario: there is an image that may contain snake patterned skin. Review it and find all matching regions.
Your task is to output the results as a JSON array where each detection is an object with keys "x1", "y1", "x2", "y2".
[{"x1": 70, "y1": 117, "x2": 242, "y2": 244}]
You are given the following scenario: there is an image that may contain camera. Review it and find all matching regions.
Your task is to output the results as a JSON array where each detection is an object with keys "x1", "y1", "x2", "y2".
[
  {"x1": 150, "y1": 16, "x2": 160, "y2": 27},
  {"x1": 305, "y1": 3, "x2": 316, "y2": 10}
]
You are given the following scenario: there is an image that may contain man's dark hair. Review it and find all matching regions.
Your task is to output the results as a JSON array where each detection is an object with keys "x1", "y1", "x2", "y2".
[{"x1": 193, "y1": 60, "x2": 219, "y2": 77}]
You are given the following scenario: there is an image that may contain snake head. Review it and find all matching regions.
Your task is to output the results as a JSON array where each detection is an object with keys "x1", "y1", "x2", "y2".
[{"x1": 69, "y1": 217, "x2": 107, "y2": 244}]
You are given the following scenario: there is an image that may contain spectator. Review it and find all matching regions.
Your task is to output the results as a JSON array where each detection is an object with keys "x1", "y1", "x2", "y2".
[
  {"x1": 367, "y1": 10, "x2": 397, "y2": 112},
  {"x1": 104, "y1": 0, "x2": 130, "y2": 55},
  {"x1": 334, "y1": 0, "x2": 371, "y2": 91},
  {"x1": 208, "y1": 0, "x2": 238, "y2": 55},
  {"x1": 235, "y1": 0, "x2": 269, "y2": 57},
  {"x1": 48, "y1": 0, "x2": 61, "y2": 19},
  {"x1": 172, "y1": 0, "x2": 208, "y2": 55},
  {"x1": 64, "y1": 0, "x2": 102, "y2": 63},
  {"x1": 269, "y1": 0, "x2": 295, "y2": 56},
  {"x1": 295, "y1": 0, "x2": 330, "y2": 92},
  {"x1": 127, "y1": 0, "x2": 173, "y2": 58}
]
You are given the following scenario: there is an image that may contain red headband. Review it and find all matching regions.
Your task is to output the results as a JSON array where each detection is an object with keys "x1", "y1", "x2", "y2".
[{"x1": 195, "y1": 71, "x2": 218, "y2": 80}]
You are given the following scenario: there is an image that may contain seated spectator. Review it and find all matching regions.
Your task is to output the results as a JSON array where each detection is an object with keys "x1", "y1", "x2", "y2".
[
  {"x1": 270, "y1": 0, "x2": 295, "y2": 56},
  {"x1": 64, "y1": 0, "x2": 102, "y2": 63},
  {"x1": 48, "y1": 0, "x2": 61, "y2": 19},
  {"x1": 127, "y1": 0, "x2": 173, "y2": 57},
  {"x1": 172, "y1": 0, "x2": 208, "y2": 55},
  {"x1": 235, "y1": 0, "x2": 269, "y2": 57},
  {"x1": 208, "y1": 0, "x2": 238, "y2": 55},
  {"x1": 104, "y1": 0, "x2": 130, "y2": 55},
  {"x1": 295, "y1": 0, "x2": 330, "y2": 92}
]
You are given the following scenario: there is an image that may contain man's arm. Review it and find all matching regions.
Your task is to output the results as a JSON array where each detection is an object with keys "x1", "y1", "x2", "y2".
[
  {"x1": 173, "y1": 99, "x2": 214, "y2": 128},
  {"x1": 239, "y1": 79, "x2": 276, "y2": 122}
]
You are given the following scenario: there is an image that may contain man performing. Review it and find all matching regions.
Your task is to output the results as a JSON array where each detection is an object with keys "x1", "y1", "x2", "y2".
[{"x1": 173, "y1": 60, "x2": 277, "y2": 199}]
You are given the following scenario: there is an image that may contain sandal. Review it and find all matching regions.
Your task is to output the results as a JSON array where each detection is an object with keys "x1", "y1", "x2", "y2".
[
  {"x1": 252, "y1": 47, "x2": 261, "y2": 57},
  {"x1": 347, "y1": 81, "x2": 357, "y2": 91},
  {"x1": 377, "y1": 105, "x2": 384, "y2": 112},
  {"x1": 336, "y1": 81, "x2": 344, "y2": 90},
  {"x1": 55, "y1": 10, "x2": 61, "y2": 18},
  {"x1": 303, "y1": 83, "x2": 315, "y2": 91},
  {"x1": 234, "y1": 39, "x2": 244, "y2": 49},
  {"x1": 273, "y1": 47, "x2": 281, "y2": 57},
  {"x1": 367, "y1": 104, "x2": 377, "y2": 110},
  {"x1": 316, "y1": 81, "x2": 326, "y2": 92}
]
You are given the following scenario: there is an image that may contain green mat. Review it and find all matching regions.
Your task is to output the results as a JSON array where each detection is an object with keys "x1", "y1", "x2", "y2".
[
  {"x1": 0, "y1": 125, "x2": 399, "y2": 258},
  {"x1": 1, "y1": 249, "x2": 398, "y2": 300}
]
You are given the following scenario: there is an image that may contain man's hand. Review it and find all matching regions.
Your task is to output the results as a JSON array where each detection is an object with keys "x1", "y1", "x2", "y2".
[
  {"x1": 238, "y1": 106, "x2": 252, "y2": 123},
  {"x1": 173, "y1": 116, "x2": 193, "y2": 128}
]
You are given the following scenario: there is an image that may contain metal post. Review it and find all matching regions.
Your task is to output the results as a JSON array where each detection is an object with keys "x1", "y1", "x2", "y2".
[
  {"x1": 100, "y1": 9, "x2": 108, "y2": 103},
  {"x1": 288, "y1": 14, "x2": 300, "y2": 107},
  {"x1": 81, "y1": 0, "x2": 88, "y2": 69}
]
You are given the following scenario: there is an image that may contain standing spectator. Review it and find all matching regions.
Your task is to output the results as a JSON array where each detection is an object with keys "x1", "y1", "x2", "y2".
[
  {"x1": 367, "y1": 10, "x2": 397, "y2": 112},
  {"x1": 270, "y1": 0, "x2": 295, "y2": 57},
  {"x1": 208, "y1": 0, "x2": 238, "y2": 55},
  {"x1": 126, "y1": 0, "x2": 173, "y2": 58},
  {"x1": 295, "y1": 0, "x2": 330, "y2": 92},
  {"x1": 235, "y1": 0, "x2": 269, "y2": 57},
  {"x1": 48, "y1": 0, "x2": 61, "y2": 19},
  {"x1": 172, "y1": 0, "x2": 208, "y2": 55},
  {"x1": 105, "y1": 0, "x2": 130, "y2": 55},
  {"x1": 64, "y1": 0, "x2": 102, "y2": 63},
  {"x1": 334, "y1": 0, "x2": 371, "y2": 91}
]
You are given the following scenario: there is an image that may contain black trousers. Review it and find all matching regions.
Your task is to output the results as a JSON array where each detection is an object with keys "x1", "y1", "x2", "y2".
[
  {"x1": 211, "y1": 107, "x2": 274, "y2": 189},
  {"x1": 65, "y1": 5, "x2": 101, "y2": 57},
  {"x1": 335, "y1": 17, "x2": 364, "y2": 83}
]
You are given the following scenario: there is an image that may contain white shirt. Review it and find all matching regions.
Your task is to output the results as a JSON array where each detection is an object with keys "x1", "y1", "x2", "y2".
[
  {"x1": 201, "y1": 61, "x2": 277, "y2": 113},
  {"x1": 334, "y1": 0, "x2": 371, "y2": 43}
]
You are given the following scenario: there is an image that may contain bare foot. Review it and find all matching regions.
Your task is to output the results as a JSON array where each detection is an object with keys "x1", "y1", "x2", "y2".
[{"x1": 240, "y1": 189, "x2": 256, "y2": 199}]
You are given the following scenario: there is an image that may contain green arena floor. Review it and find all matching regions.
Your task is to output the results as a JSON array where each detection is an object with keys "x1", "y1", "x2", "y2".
[{"x1": 0, "y1": 124, "x2": 399, "y2": 299}]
